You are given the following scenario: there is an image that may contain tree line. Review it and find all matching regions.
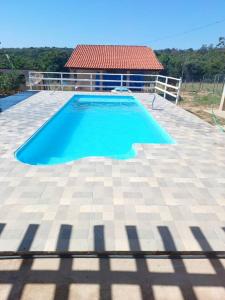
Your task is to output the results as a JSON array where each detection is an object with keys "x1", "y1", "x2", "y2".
[
  {"x1": 0, "y1": 42, "x2": 225, "y2": 95},
  {"x1": 156, "y1": 46, "x2": 225, "y2": 81},
  {"x1": 0, "y1": 47, "x2": 72, "y2": 95},
  {"x1": 0, "y1": 47, "x2": 72, "y2": 72}
]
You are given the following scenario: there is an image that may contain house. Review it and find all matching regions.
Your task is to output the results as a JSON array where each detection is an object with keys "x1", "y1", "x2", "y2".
[{"x1": 65, "y1": 45, "x2": 163, "y2": 91}]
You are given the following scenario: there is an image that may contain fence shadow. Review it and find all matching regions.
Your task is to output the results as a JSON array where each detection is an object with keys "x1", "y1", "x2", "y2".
[{"x1": 0, "y1": 224, "x2": 224, "y2": 300}]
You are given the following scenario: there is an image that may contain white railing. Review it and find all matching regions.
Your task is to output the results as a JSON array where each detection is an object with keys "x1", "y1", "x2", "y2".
[
  {"x1": 155, "y1": 75, "x2": 182, "y2": 104},
  {"x1": 29, "y1": 71, "x2": 182, "y2": 103}
]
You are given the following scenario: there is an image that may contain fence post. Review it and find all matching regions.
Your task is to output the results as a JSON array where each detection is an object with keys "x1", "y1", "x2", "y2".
[
  {"x1": 60, "y1": 73, "x2": 63, "y2": 91},
  {"x1": 176, "y1": 78, "x2": 182, "y2": 105},
  {"x1": 155, "y1": 75, "x2": 158, "y2": 94},
  {"x1": 163, "y1": 77, "x2": 168, "y2": 98},
  {"x1": 29, "y1": 71, "x2": 32, "y2": 90},
  {"x1": 219, "y1": 83, "x2": 225, "y2": 111},
  {"x1": 199, "y1": 80, "x2": 202, "y2": 91},
  {"x1": 212, "y1": 75, "x2": 217, "y2": 94},
  {"x1": 100, "y1": 72, "x2": 103, "y2": 91},
  {"x1": 91, "y1": 74, "x2": 93, "y2": 91}
]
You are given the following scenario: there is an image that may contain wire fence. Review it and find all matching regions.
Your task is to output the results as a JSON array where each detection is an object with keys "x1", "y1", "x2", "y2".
[
  {"x1": 180, "y1": 74, "x2": 225, "y2": 129},
  {"x1": 182, "y1": 74, "x2": 225, "y2": 95}
]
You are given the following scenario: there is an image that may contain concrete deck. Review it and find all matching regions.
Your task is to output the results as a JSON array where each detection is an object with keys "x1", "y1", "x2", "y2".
[{"x1": 0, "y1": 91, "x2": 225, "y2": 253}]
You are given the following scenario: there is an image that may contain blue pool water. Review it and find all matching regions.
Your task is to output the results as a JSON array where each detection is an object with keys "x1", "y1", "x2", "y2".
[{"x1": 15, "y1": 95, "x2": 175, "y2": 165}]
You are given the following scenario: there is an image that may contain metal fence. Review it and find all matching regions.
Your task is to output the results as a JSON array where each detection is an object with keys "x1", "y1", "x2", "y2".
[
  {"x1": 182, "y1": 74, "x2": 225, "y2": 95},
  {"x1": 28, "y1": 71, "x2": 182, "y2": 104}
]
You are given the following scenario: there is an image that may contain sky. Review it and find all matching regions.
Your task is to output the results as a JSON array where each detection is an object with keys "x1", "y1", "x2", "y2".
[{"x1": 0, "y1": 0, "x2": 225, "y2": 49}]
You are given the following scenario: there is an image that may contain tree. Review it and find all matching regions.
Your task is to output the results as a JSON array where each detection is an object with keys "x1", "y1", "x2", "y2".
[
  {"x1": 0, "y1": 71, "x2": 22, "y2": 95},
  {"x1": 1, "y1": 43, "x2": 225, "y2": 85},
  {"x1": 217, "y1": 37, "x2": 225, "y2": 48}
]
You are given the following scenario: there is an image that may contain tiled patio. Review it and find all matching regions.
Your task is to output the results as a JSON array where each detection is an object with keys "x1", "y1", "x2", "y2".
[
  {"x1": 0, "y1": 91, "x2": 225, "y2": 253},
  {"x1": 0, "y1": 256, "x2": 224, "y2": 300}
]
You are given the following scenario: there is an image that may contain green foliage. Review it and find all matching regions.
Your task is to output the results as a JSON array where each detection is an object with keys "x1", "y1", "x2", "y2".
[
  {"x1": 217, "y1": 37, "x2": 225, "y2": 48},
  {"x1": 0, "y1": 47, "x2": 73, "y2": 72},
  {"x1": 156, "y1": 45, "x2": 225, "y2": 80},
  {"x1": 193, "y1": 94, "x2": 221, "y2": 106},
  {"x1": 0, "y1": 71, "x2": 23, "y2": 95},
  {"x1": 0, "y1": 48, "x2": 73, "y2": 94},
  {"x1": 0, "y1": 43, "x2": 224, "y2": 81}
]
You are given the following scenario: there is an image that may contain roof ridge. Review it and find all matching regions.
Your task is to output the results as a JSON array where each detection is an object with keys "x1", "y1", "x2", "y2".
[{"x1": 76, "y1": 44, "x2": 151, "y2": 48}]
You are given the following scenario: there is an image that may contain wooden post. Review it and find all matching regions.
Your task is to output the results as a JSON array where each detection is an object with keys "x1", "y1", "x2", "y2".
[
  {"x1": 219, "y1": 83, "x2": 225, "y2": 111},
  {"x1": 29, "y1": 71, "x2": 32, "y2": 90},
  {"x1": 100, "y1": 71, "x2": 103, "y2": 91},
  {"x1": 155, "y1": 75, "x2": 158, "y2": 94},
  {"x1": 91, "y1": 74, "x2": 93, "y2": 91},
  {"x1": 163, "y1": 77, "x2": 168, "y2": 98},
  {"x1": 176, "y1": 78, "x2": 182, "y2": 105},
  {"x1": 60, "y1": 73, "x2": 63, "y2": 91},
  {"x1": 121, "y1": 74, "x2": 123, "y2": 87},
  {"x1": 126, "y1": 71, "x2": 130, "y2": 88}
]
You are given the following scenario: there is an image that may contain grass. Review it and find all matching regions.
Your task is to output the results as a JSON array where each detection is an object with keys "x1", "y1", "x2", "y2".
[
  {"x1": 179, "y1": 82, "x2": 225, "y2": 127},
  {"x1": 182, "y1": 82, "x2": 224, "y2": 96},
  {"x1": 180, "y1": 81, "x2": 223, "y2": 108},
  {"x1": 192, "y1": 93, "x2": 221, "y2": 106}
]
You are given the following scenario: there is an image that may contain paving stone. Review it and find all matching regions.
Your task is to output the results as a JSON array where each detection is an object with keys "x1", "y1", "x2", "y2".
[{"x1": 0, "y1": 91, "x2": 224, "y2": 252}]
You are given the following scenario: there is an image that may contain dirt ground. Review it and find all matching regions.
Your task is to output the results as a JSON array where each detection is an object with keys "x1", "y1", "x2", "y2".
[{"x1": 179, "y1": 91, "x2": 225, "y2": 127}]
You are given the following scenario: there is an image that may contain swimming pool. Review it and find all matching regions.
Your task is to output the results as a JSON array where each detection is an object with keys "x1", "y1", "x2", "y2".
[{"x1": 15, "y1": 95, "x2": 175, "y2": 165}]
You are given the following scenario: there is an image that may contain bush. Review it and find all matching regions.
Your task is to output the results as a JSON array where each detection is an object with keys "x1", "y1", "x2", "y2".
[{"x1": 0, "y1": 71, "x2": 24, "y2": 95}]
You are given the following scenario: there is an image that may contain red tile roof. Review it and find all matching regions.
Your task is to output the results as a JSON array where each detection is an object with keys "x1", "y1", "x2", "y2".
[{"x1": 65, "y1": 45, "x2": 163, "y2": 70}]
